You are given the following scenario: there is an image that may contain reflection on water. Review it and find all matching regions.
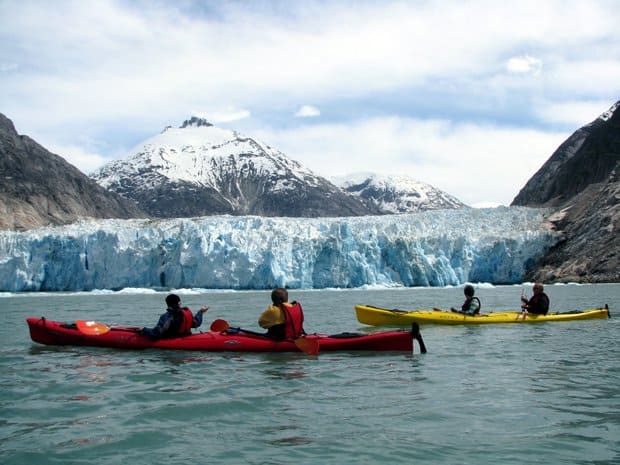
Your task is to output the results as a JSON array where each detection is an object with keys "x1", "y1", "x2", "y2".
[{"x1": 262, "y1": 367, "x2": 307, "y2": 380}]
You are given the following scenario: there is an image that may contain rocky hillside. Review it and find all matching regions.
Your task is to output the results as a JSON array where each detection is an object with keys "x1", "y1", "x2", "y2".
[
  {"x1": 0, "y1": 113, "x2": 146, "y2": 231},
  {"x1": 512, "y1": 101, "x2": 620, "y2": 283}
]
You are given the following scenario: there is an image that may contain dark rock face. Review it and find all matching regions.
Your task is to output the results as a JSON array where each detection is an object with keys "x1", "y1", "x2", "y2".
[
  {"x1": 530, "y1": 180, "x2": 619, "y2": 283},
  {"x1": 105, "y1": 164, "x2": 379, "y2": 218},
  {"x1": 0, "y1": 113, "x2": 146, "y2": 231},
  {"x1": 512, "y1": 101, "x2": 620, "y2": 207},
  {"x1": 511, "y1": 101, "x2": 620, "y2": 283}
]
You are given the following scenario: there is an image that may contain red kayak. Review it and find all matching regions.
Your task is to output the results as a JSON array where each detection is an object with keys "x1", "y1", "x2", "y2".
[{"x1": 26, "y1": 317, "x2": 426, "y2": 354}]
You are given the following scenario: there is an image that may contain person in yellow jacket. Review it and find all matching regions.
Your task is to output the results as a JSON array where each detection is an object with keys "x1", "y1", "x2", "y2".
[{"x1": 258, "y1": 288, "x2": 306, "y2": 340}]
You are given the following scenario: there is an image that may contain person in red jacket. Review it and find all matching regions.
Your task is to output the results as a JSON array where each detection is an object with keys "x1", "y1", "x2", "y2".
[
  {"x1": 258, "y1": 288, "x2": 306, "y2": 340},
  {"x1": 142, "y1": 293, "x2": 209, "y2": 339}
]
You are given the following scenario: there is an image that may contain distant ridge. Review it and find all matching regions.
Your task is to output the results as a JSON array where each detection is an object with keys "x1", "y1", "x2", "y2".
[{"x1": 333, "y1": 173, "x2": 466, "y2": 213}]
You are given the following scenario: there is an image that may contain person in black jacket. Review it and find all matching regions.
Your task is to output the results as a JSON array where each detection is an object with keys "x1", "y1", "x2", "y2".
[
  {"x1": 142, "y1": 294, "x2": 209, "y2": 339},
  {"x1": 520, "y1": 283, "x2": 550, "y2": 315},
  {"x1": 451, "y1": 284, "x2": 481, "y2": 315}
]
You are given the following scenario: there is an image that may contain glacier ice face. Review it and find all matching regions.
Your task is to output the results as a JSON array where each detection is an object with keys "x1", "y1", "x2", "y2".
[{"x1": 0, "y1": 207, "x2": 560, "y2": 292}]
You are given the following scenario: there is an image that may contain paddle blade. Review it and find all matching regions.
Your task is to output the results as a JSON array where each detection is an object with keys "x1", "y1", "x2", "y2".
[
  {"x1": 76, "y1": 320, "x2": 110, "y2": 335},
  {"x1": 210, "y1": 319, "x2": 230, "y2": 332},
  {"x1": 411, "y1": 323, "x2": 427, "y2": 354},
  {"x1": 295, "y1": 337, "x2": 320, "y2": 356}
]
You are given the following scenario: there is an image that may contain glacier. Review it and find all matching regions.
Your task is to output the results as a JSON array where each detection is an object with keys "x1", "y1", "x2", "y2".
[{"x1": 0, "y1": 207, "x2": 560, "y2": 292}]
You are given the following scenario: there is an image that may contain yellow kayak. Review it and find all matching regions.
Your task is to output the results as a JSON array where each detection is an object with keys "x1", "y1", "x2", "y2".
[{"x1": 355, "y1": 304, "x2": 610, "y2": 326}]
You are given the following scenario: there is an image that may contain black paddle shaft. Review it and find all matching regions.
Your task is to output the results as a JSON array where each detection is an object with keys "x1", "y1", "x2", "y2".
[{"x1": 411, "y1": 323, "x2": 427, "y2": 353}]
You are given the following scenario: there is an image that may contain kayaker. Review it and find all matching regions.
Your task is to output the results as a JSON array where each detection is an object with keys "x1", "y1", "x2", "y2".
[
  {"x1": 258, "y1": 288, "x2": 306, "y2": 340},
  {"x1": 520, "y1": 283, "x2": 550, "y2": 315},
  {"x1": 141, "y1": 293, "x2": 209, "y2": 339},
  {"x1": 451, "y1": 284, "x2": 481, "y2": 315}
]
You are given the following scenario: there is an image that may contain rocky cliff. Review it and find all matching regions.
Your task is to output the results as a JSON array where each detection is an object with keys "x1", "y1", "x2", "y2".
[
  {"x1": 512, "y1": 101, "x2": 620, "y2": 283},
  {"x1": 0, "y1": 113, "x2": 146, "y2": 231}
]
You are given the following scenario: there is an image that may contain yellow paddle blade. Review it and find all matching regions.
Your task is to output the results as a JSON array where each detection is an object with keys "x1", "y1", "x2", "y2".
[
  {"x1": 294, "y1": 337, "x2": 320, "y2": 356},
  {"x1": 76, "y1": 320, "x2": 111, "y2": 335},
  {"x1": 210, "y1": 319, "x2": 230, "y2": 332}
]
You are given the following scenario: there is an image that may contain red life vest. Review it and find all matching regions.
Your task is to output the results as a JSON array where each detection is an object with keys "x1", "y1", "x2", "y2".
[
  {"x1": 176, "y1": 308, "x2": 194, "y2": 336},
  {"x1": 281, "y1": 302, "x2": 305, "y2": 339}
]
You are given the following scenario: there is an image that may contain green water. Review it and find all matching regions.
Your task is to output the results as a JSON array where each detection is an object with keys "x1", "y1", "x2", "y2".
[{"x1": 2, "y1": 284, "x2": 619, "y2": 464}]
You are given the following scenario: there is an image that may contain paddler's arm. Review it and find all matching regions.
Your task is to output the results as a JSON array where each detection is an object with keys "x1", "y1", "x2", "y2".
[
  {"x1": 192, "y1": 306, "x2": 209, "y2": 328},
  {"x1": 258, "y1": 305, "x2": 284, "y2": 328}
]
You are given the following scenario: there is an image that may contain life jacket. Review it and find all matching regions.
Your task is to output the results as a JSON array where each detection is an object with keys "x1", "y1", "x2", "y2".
[
  {"x1": 281, "y1": 301, "x2": 305, "y2": 339},
  {"x1": 462, "y1": 297, "x2": 481, "y2": 314},
  {"x1": 170, "y1": 307, "x2": 194, "y2": 337}
]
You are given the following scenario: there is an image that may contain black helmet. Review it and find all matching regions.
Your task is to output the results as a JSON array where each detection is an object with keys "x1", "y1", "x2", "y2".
[
  {"x1": 165, "y1": 293, "x2": 181, "y2": 308},
  {"x1": 464, "y1": 285, "x2": 475, "y2": 296}
]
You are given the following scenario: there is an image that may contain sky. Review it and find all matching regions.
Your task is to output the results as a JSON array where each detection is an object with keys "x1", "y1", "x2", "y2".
[{"x1": 1, "y1": 0, "x2": 619, "y2": 207}]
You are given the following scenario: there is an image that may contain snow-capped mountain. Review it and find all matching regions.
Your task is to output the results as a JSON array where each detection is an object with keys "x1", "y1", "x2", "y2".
[
  {"x1": 333, "y1": 173, "x2": 467, "y2": 213},
  {"x1": 91, "y1": 117, "x2": 379, "y2": 218}
]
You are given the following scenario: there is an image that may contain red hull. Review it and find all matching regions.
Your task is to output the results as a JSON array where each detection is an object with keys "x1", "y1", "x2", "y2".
[{"x1": 26, "y1": 317, "x2": 417, "y2": 353}]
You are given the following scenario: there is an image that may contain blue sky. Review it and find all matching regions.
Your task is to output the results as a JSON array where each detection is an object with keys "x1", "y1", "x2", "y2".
[{"x1": 1, "y1": 0, "x2": 619, "y2": 206}]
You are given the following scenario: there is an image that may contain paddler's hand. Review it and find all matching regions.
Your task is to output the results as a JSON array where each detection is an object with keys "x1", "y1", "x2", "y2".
[{"x1": 199, "y1": 306, "x2": 209, "y2": 313}]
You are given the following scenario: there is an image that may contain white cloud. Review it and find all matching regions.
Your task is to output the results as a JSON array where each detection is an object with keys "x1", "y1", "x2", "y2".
[
  {"x1": 46, "y1": 143, "x2": 109, "y2": 175},
  {"x1": 295, "y1": 105, "x2": 320, "y2": 118},
  {"x1": 1, "y1": 0, "x2": 618, "y2": 205},
  {"x1": 195, "y1": 109, "x2": 251, "y2": 123},
  {"x1": 3, "y1": 0, "x2": 618, "y2": 124},
  {"x1": 254, "y1": 117, "x2": 567, "y2": 207},
  {"x1": 506, "y1": 55, "x2": 543, "y2": 75},
  {"x1": 535, "y1": 100, "x2": 615, "y2": 127}
]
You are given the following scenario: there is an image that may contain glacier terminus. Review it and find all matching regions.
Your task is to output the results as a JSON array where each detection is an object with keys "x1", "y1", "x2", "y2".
[{"x1": 0, "y1": 207, "x2": 560, "y2": 292}]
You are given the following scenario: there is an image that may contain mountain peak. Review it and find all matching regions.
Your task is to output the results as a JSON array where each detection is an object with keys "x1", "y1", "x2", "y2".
[
  {"x1": 512, "y1": 99, "x2": 620, "y2": 207},
  {"x1": 180, "y1": 116, "x2": 214, "y2": 129},
  {"x1": 597, "y1": 100, "x2": 619, "y2": 123},
  {"x1": 333, "y1": 173, "x2": 467, "y2": 212}
]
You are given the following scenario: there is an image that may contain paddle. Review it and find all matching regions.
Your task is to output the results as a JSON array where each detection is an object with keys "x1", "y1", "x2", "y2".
[
  {"x1": 75, "y1": 321, "x2": 143, "y2": 335},
  {"x1": 209, "y1": 319, "x2": 319, "y2": 355},
  {"x1": 411, "y1": 322, "x2": 427, "y2": 353},
  {"x1": 210, "y1": 318, "x2": 230, "y2": 332},
  {"x1": 293, "y1": 337, "x2": 320, "y2": 356},
  {"x1": 76, "y1": 320, "x2": 111, "y2": 335}
]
